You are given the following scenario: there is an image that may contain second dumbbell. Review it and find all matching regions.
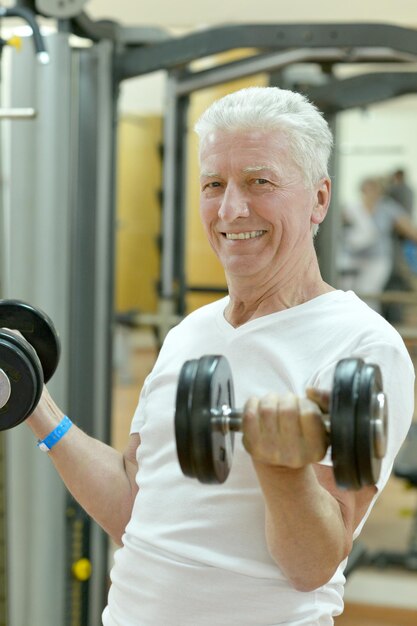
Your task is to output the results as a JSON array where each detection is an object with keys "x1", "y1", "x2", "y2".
[{"x1": 0, "y1": 300, "x2": 60, "y2": 431}]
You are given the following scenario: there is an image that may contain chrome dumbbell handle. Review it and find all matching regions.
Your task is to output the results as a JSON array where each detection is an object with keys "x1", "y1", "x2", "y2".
[
  {"x1": 0, "y1": 369, "x2": 11, "y2": 409},
  {"x1": 211, "y1": 405, "x2": 242, "y2": 434}
]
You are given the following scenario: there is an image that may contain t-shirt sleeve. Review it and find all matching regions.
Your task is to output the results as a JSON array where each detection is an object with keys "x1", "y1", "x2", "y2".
[{"x1": 130, "y1": 373, "x2": 153, "y2": 435}]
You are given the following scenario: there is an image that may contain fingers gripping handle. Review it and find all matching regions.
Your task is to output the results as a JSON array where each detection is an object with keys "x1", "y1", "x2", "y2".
[{"x1": 211, "y1": 404, "x2": 331, "y2": 436}]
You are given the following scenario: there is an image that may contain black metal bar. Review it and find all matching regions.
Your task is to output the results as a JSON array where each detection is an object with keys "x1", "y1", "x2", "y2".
[
  {"x1": 115, "y1": 23, "x2": 417, "y2": 81},
  {"x1": 302, "y1": 72, "x2": 417, "y2": 113},
  {"x1": 66, "y1": 47, "x2": 99, "y2": 625},
  {"x1": 174, "y1": 94, "x2": 190, "y2": 317},
  {"x1": 66, "y1": 44, "x2": 117, "y2": 625},
  {"x1": 175, "y1": 48, "x2": 348, "y2": 96},
  {"x1": 70, "y1": 11, "x2": 118, "y2": 42}
]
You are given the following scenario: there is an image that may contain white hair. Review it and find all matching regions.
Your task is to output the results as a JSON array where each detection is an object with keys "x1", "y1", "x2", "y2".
[{"x1": 195, "y1": 86, "x2": 333, "y2": 189}]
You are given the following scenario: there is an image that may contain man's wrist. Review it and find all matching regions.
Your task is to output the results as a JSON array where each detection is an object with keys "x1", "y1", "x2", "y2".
[{"x1": 37, "y1": 416, "x2": 73, "y2": 452}]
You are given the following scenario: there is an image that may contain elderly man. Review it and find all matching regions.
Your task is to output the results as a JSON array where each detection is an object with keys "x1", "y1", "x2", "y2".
[{"x1": 27, "y1": 87, "x2": 414, "y2": 625}]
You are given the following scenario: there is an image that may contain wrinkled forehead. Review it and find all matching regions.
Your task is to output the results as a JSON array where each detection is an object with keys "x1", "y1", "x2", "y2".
[
  {"x1": 199, "y1": 128, "x2": 298, "y2": 177},
  {"x1": 199, "y1": 127, "x2": 290, "y2": 153}
]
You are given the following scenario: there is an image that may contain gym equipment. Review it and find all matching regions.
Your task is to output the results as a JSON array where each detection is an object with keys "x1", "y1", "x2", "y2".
[
  {"x1": 36, "y1": 0, "x2": 89, "y2": 20},
  {"x1": 369, "y1": 423, "x2": 417, "y2": 571},
  {"x1": 175, "y1": 355, "x2": 387, "y2": 490},
  {"x1": 0, "y1": 108, "x2": 36, "y2": 120},
  {"x1": 0, "y1": 300, "x2": 60, "y2": 430},
  {"x1": 0, "y1": 5, "x2": 49, "y2": 64}
]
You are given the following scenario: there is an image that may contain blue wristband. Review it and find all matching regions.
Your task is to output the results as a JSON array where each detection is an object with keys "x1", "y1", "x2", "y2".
[{"x1": 37, "y1": 416, "x2": 73, "y2": 452}]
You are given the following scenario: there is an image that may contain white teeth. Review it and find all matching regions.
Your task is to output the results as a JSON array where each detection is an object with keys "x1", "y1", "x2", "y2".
[{"x1": 225, "y1": 230, "x2": 264, "y2": 240}]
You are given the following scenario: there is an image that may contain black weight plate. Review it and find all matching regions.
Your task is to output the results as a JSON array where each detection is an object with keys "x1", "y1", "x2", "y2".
[
  {"x1": 330, "y1": 358, "x2": 363, "y2": 490},
  {"x1": 190, "y1": 355, "x2": 235, "y2": 484},
  {"x1": 0, "y1": 332, "x2": 42, "y2": 430},
  {"x1": 175, "y1": 358, "x2": 200, "y2": 478},
  {"x1": 356, "y1": 363, "x2": 386, "y2": 487},
  {"x1": 0, "y1": 329, "x2": 44, "y2": 412},
  {"x1": 0, "y1": 299, "x2": 60, "y2": 382}
]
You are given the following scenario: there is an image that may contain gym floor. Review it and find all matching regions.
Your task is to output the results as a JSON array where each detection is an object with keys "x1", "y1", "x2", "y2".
[{"x1": 111, "y1": 329, "x2": 417, "y2": 626}]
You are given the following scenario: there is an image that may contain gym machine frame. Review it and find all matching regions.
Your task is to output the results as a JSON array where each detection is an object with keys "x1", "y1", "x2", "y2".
[{"x1": 2, "y1": 7, "x2": 417, "y2": 626}]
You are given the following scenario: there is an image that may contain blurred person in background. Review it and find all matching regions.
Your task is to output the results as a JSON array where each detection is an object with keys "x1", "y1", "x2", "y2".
[
  {"x1": 383, "y1": 168, "x2": 415, "y2": 322},
  {"x1": 339, "y1": 175, "x2": 417, "y2": 313}
]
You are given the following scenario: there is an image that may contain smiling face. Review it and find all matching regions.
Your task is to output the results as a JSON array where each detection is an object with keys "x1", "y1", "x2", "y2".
[{"x1": 199, "y1": 128, "x2": 330, "y2": 286}]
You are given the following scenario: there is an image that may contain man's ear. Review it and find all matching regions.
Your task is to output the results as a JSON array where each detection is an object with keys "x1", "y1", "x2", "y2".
[{"x1": 311, "y1": 178, "x2": 331, "y2": 226}]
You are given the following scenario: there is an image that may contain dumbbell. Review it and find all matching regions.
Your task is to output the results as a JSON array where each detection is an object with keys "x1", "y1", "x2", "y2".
[
  {"x1": 175, "y1": 355, "x2": 387, "y2": 490},
  {"x1": 0, "y1": 300, "x2": 60, "y2": 430}
]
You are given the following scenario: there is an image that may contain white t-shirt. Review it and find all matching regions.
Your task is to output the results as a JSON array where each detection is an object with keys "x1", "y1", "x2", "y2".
[{"x1": 103, "y1": 291, "x2": 415, "y2": 626}]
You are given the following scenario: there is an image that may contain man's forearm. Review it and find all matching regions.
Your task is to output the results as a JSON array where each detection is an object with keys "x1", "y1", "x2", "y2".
[
  {"x1": 253, "y1": 462, "x2": 350, "y2": 591},
  {"x1": 26, "y1": 391, "x2": 138, "y2": 544}
]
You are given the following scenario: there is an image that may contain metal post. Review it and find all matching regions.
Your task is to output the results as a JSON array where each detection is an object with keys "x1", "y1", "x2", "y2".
[
  {"x1": 160, "y1": 73, "x2": 189, "y2": 324},
  {"x1": 3, "y1": 32, "x2": 72, "y2": 626},
  {"x1": 1, "y1": 32, "x2": 116, "y2": 626},
  {"x1": 66, "y1": 40, "x2": 116, "y2": 626},
  {"x1": 161, "y1": 73, "x2": 179, "y2": 303}
]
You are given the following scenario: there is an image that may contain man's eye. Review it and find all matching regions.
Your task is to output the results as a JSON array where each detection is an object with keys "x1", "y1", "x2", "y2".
[
  {"x1": 254, "y1": 178, "x2": 269, "y2": 185},
  {"x1": 203, "y1": 181, "x2": 221, "y2": 189}
]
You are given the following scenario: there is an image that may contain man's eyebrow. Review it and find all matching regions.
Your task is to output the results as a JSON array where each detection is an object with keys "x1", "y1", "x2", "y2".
[
  {"x1": 242, "y1": 165, "x2": 280, "y2": 174},
  {"x1": 200, "y1": 171, "x2": 219, "y2": 178}
]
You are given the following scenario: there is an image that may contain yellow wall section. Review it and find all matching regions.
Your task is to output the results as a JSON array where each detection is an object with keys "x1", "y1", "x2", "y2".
[{"x1": 115, "y1": 115, "x2": 162, "y2": 314}]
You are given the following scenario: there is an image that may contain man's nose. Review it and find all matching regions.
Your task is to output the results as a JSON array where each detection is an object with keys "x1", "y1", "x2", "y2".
[{"x1": 218, "y1": 185, "x2": 250, "y2": 221}]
